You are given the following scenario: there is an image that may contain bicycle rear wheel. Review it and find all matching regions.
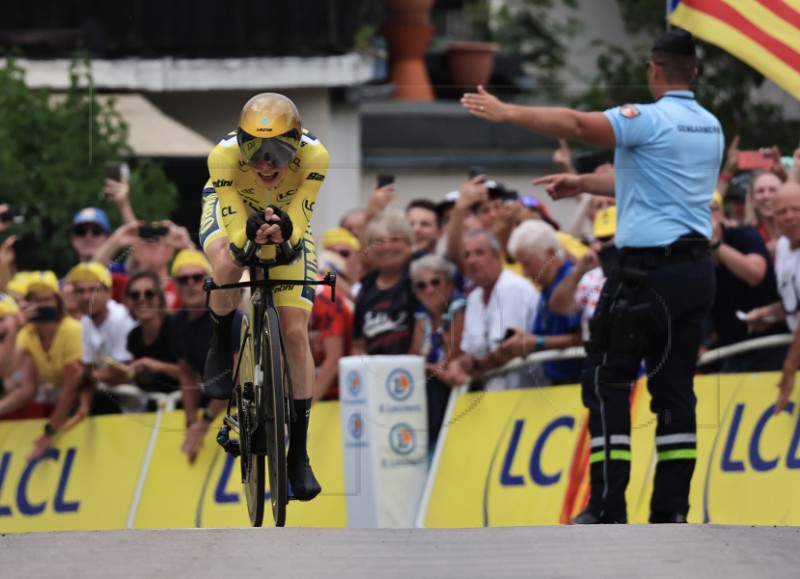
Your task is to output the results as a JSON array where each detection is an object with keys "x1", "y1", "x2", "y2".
[
  {"x1": 237, "y1": 313, "x2": 265, "y2": 527},
  {"x1": 262, "y1": 307, "x2": 288, "y2": 527}
]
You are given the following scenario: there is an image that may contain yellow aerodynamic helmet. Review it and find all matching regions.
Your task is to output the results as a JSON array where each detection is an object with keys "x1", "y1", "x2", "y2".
[{"x1": 237, "y1": 93, "x2": 302, "y2": 168}]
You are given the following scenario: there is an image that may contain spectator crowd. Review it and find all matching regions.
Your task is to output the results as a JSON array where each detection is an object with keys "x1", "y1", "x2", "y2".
[{"x1": 1, "y1": 138, "x2": 799, "y2": 463}]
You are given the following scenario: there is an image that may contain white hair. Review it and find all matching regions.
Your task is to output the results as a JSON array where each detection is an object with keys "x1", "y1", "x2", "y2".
[{"x1": 507, "y1": 219, "x2": 563, "y2": 261}]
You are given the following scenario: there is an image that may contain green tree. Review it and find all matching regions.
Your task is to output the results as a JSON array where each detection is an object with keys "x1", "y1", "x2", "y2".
[
  {"x1": 571, "y1": 0, "x2": 800, "y2": 150},
  {"x1": 0, "y1": 57, "x2": 177, "y2": 275},
  {"x1": 493, "y1": 0, "x2": 582, "y2": 99}
]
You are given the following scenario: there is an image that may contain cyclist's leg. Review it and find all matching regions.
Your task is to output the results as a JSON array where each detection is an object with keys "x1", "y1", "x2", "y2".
[
  {"x1": 273, "y1": 234, "x2": 320, "y2": 499},
  {"x1": 200, "y1": 187, "x2": 244, "y2": 399},
  {"x1": 277, "y1": 305, "x2": 321, "y2": 500}
]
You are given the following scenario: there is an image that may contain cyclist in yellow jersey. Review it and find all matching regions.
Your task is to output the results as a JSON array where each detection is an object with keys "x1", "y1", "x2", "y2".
[{"x1": 200, "y1": 93, "x2": 329, "y2": 500}]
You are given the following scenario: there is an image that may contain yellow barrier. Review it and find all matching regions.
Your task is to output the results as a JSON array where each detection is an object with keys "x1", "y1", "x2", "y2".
[
  {"x1": 424, "y1": 372, "x2": 800, "y2": 526},
  {"x1": 0, "y1": 402, "x2": 346, "y2": 533}
]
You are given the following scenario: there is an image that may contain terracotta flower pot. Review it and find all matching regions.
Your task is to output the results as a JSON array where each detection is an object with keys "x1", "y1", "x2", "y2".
[
  {"x1": 383, "y1": 0, "x2": 435, "y2": 25},
  {"x1": 385, "y1": 23, "x2": 435, "y2": 100},
  {"x1": 446, "y1": 41, "x2": 498, "y2": 88}
]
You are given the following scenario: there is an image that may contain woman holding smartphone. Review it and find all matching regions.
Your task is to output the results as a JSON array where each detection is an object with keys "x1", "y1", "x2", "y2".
[{"x1": 0, "y1": 271, "x2": 84, "y2": 434}]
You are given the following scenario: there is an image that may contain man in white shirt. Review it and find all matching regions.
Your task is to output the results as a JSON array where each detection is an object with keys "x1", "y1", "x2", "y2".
[
  {"x1": 66, "y1": 262, "x2": 137, "y2": 411},
  {"x1": 454, "y1": 229, "x2": 539, "y2": 390}
]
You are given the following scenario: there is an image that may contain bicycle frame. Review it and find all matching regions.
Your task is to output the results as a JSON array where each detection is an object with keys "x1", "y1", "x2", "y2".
[{"x1": 204, "y1": 244, "x2": 335, "y2": 526}]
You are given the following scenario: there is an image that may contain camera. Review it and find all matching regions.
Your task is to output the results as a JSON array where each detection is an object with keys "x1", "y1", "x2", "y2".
[
  {"x1": 139, "y1": 222, "x2": 169, "y2": 240},
  {"x1": 0, "y1": 205, "x2": 28, "y2": 225},
  {"x1": 31, "y1": 306, "x2": 58, "y2": 323},
  {"x1": 376, "y1": 174, "x2": 395, "y2": 188}
]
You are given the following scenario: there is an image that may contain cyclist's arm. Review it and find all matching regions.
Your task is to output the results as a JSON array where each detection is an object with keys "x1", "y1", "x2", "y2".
[
  {"x1": 208, "y1": 148, "x2": 251, "y2": 252},
  {"x1": 284, "y1": 145, "x2": 330, "y2": 249}
]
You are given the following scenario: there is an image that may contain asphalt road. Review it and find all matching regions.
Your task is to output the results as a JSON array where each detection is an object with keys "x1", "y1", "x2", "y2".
[{"x1": 2, "y1": 525, "x2": 798, "y2": 578}]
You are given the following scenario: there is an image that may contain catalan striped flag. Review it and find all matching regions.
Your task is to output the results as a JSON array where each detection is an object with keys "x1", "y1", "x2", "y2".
[{"x1": 668, "y1": 0, "x2": 800, "y2": 99}]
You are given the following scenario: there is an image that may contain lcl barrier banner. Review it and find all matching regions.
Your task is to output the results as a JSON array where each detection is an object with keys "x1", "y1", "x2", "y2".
[
  {"x1": 423, "y1": 372, "x2": 800, "y2": 526},
  {"x1": 0, "y1": 402, "x2": 346, "y2": 533},
  {"x1": 338, "y1": 355, "x2": 428, "y2": 528}
]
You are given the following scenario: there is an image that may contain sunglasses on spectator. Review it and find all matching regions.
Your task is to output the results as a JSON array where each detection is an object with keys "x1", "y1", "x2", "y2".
[
  {"x1": 128, "y1": 289, "x2": 157, "y2": 301},
  {"x1": 332, "y1": 248, "x2": 352, "y2": 259},
  {"x1": 73, "y1": 224, "x2": 106, "y2": 237},
  {"x1": 175, "y1": 273, "x2": 205, "y2": 285},
  {"x1": 415, "y1": 278, "x2": 442, "y2": 292}
]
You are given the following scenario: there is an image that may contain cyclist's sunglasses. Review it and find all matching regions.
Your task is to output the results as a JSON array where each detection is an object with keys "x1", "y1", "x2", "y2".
[
  {"x1": 237, "y1": 129, "x2": 299, "y2": 168},
  {"x1": 175, "y1": 273, "x2": 205, "y2": 286},
  {"x1": 73, "y1": 224, "x2": 107, "y2": 237},
  {"x1": 128, "y1": 289, "x2": 157, "y2": 301}
]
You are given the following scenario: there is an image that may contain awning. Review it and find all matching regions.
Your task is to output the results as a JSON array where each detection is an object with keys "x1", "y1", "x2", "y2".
[{"x1": 98, "y1": 94, "x2": 214, "y2": 157}]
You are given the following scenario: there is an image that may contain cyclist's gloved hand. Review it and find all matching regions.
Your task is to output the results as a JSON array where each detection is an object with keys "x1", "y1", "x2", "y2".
[
  {"x1": 266, "y1": 205, "x2": 293, "y2": 244},
  {"x1": 245, "y1": 212, "x2": 270, "y2": 243}
]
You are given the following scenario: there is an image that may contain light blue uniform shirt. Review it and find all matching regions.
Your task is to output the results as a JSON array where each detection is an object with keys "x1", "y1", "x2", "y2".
[{"x1": 604, "y1": 90, "x2": 723, "y2": 248}]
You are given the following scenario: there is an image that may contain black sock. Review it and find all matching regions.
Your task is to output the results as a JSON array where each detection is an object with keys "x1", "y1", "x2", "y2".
[
  {"x1": 210, "y1": 310, "x2": 236, "y2": 350},
  {"x1": 288, "y1": 398, "x2": 312, "y2": 460}
]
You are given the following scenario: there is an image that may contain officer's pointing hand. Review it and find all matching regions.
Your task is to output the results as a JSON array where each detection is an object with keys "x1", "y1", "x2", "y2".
[{"x1": 534, "y1": 173, "x2": 582, "y2": 201}]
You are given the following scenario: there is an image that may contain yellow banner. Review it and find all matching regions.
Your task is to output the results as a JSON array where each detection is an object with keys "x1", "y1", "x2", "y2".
[
  {"x1": 0, "y1": 414, "x2": 153, "y2": 533},
  {"x1": 1, "y1": 402, "x2": 346, "y2": 533},
  {"x1": 425, "y1": 373, "x2": 800, "y2": 526}
]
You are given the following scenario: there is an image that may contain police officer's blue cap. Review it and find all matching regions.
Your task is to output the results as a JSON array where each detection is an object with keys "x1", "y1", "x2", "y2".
[{"x1": 652, "y1": 29, "x2": 696, "y2": 56}]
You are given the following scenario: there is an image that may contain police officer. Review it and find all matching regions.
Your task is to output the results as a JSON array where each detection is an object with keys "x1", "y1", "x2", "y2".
[{"x1": 462, "y1": 29, "x2": 722, "y2": 524}]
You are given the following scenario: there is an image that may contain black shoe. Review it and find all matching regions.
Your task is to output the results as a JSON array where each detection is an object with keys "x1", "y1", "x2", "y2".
[
  {"x1": 203, "y1": 342, "x2": 234, "y2": 400},
  {"x1": 288, "y1": 454, "x2": 321, "y2": 501},
  {"x1": 570, "y1": 509, "x2": 627, "y2": 524},
  {"x1": 650, "y1": 511, "x2": 688, "y2": 524}
]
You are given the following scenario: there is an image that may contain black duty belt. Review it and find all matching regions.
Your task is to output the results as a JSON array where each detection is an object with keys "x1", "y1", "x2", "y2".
[{"x1": 620, "y1": 232, "x2": 709, "y2": 270}]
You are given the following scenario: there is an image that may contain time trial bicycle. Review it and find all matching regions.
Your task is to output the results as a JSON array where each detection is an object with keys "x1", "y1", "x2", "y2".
[{"x1": 204, "y1": 241, "x2": 335, "y2": 527}]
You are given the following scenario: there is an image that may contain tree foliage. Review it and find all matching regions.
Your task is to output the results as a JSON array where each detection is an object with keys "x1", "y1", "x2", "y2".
[
  {"x1": 493, "y1": 0, "x2": 582, "y2": 99},
  {"x1": 0, "y1": 57, "x2": 177, "y2": 275},
  {"x1": 570, "y1": 0, "x2": 799, "y2": 151}
]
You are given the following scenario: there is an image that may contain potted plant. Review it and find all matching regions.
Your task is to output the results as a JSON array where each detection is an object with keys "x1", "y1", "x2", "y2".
[{"x1": 446, "y1": 0, "x2": 498, "y2": 88}]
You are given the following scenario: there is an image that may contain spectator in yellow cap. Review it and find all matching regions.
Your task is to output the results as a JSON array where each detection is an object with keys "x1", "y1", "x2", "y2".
[
  {"x1": 66, "y1": 261, "x2": 137, "y2": 415},
  {"x1": 0, "y1": 272, "x2": 86, "y2": 461},
  {"x1": 172, "y1": 248, "x2": 242, "y2": 462},
  {"x1": 0, "y1": 292, "x2": 20, "y2": 396},
  {"x1": 550, "y1": 206, "x2": 617, "y2": 344},
  {"x1": 321, "y1": 226, "x2": 362, "y2": 299}
]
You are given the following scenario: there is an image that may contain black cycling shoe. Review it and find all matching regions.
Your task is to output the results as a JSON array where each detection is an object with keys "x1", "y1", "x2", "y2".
[
  {"x1": 649, "y1": 511, "x2": 688, "y2": 524},
  {"x1": 288, "y1": 455, "x2": 321, "y2": 501},
  {"x1": 570, "y1": 509, "x2": 628, "y2": 525},
  {"x1": 203, "y1": 344, "x2": 234, "y2": 400}
]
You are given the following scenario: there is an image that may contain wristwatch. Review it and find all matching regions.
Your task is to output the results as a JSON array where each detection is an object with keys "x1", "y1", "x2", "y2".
[
  {"x1": 44, "y1": 423, "x2": 57, "y2": 437},
  {"x1": 201, "y1": 408, "x2": 215, "y2": 424},
  {"x1": 709, "y1": 238, "x2": 722, "y2": 250}
]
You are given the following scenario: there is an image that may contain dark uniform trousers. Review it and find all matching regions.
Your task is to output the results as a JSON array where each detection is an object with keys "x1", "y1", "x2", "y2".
[{"x1": 582, "y1": 235, "x2": 715, "y2": 521}]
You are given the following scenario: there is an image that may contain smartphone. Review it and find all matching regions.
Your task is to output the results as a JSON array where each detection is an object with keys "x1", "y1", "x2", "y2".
[
  {"x1": 468, "y1": 165, "x2": 488, "y2": 180},
  {"x1": 0, "y1": 205, "x2": 27, "y2": 224},
  {"x1": 31, "y1": 306, "x2": 58, "y2": 323},
  {"x1": 376, "y1": 174, "x2": 395, "y2": 188},
  {"x1": 139, "y1": 223, "x2": 169, "y2": 240},
  {"x1": 737, "y1": 151, "x2": 773, "y2": 171},
  {"x1": 12, "y1": 233, "x2": 43, "y2": 271},
  {"x1": 503, "y1": 328, "x2": 516, "y2": 340},
  {"x1": 105, "y1": 162, "x2": 130, "y2": 182}
]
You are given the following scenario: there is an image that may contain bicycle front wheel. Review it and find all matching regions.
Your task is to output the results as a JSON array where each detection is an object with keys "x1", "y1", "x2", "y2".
[
  {"x1": 237, "y1": 312, "x2": 265, "y2": 527},
  {"x1": 262, "y1": 307, "x2": 288, "y2": 527}
]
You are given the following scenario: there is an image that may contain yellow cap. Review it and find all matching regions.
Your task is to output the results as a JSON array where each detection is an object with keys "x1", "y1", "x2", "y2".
[
  {"x1": 322, "y1": 227, "x2": 361, "y2": 251},
  {"x1": 593, "y1": 206, "x2": 617, "y2": 239},
  {"x1": 712, "y1": 190, "x2": 723, "y2": 209},
  {"x1": 5, "y1": 271, "x2": 32, "y2": 297},
  {"x1": 66, "y1": 262, "x2": 112, "y2": 289},
  {"x1": 171, "y1": 249, "x2": 211, "y2": 276},
  {"x1": 0, "y1": 292, "x2": 19, "y2": 317},
  {"x1": 25, "y1": 270, "x2": 60, "y2": 296}
]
